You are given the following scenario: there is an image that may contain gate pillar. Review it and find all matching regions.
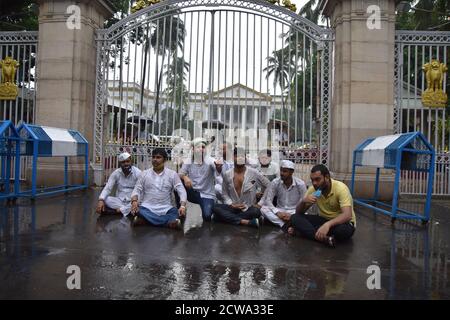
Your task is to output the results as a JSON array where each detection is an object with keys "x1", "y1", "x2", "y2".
[
  {"x1": 321, "y1": 0, "x2": 396, "y2": 200},
  {"x1": 35, "y1": 0, "x2": 114, "y2": 186}
]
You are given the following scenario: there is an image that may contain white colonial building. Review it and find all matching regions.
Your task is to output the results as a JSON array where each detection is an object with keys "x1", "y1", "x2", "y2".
[{"x1": 106, "y1": 80, "x2": 284, "y2": 133}]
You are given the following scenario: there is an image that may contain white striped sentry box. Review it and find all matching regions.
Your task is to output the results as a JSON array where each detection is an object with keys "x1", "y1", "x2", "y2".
[
  {"x1": 41, "y1": 126, "x2": 79, "y2": 156},
  {"x1": 359, "y1": 134, "x2": 403, "y2": 167}
]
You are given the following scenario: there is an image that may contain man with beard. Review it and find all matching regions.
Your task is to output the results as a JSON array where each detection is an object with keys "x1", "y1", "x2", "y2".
[
  {"x1": 130, "y1": 148, "x2": 187, "y2": 229},
  {"x1": 289, "y1": 164, "x2": 356, "y2": 247},
  {"x1": 212, "y1": 147, "x2": 270, "y2": 228},
  {"x1": 96, "y1": 152, "x2": 142, "y2": 216},
  {"x1": 260, "y1": 160, "x2": 307, "y2": 229}
]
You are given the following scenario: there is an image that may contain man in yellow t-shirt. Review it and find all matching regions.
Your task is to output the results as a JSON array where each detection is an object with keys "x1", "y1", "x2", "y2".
[{"x1": 289, "y1": 164, "x2": 356, "y2": 247}]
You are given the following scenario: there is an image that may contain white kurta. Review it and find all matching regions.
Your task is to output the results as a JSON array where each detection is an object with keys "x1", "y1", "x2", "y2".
[
  {"x1": 99, "y1": 166, "x2": 142, "y2": 216},
  {"x1": 260, "y1": 177, "x2": 307, "y2": 227}
]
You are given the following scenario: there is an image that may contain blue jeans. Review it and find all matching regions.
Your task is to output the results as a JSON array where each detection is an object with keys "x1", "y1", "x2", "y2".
[
  {"x1": 186, "y1": 188, "x2": 215, "y2": 221},
  {"x1": 174, "y1": 182, "x2": 215, "y2": 221},
  {"x1": 139, "y1": 206, "x2": 179, "y2": 226}
]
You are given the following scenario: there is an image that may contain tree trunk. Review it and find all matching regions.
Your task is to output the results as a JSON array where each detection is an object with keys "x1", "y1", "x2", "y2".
[
  {"x1": 140, "y1": 41, "x2": 149, "y2": 116},
  {"x1": 154, "y1": 53, "x2": 166, "y2": 130}
]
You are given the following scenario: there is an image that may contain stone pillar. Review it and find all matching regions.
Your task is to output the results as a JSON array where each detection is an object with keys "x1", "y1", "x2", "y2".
[
  {"x1": 35, "y1": 0, "x2": 114, "y2": 186},
  {"x1": 320, "y1": 0, "x2": 396, "y2": 199}
]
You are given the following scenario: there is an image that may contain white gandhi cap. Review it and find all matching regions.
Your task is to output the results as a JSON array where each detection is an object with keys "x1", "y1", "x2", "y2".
[
  {"x1": 118, "y1": 152, "x2": 131, "y2": 162},
  {"x1": 280, "y1": 160, "x2": 295, "y2": 170}
]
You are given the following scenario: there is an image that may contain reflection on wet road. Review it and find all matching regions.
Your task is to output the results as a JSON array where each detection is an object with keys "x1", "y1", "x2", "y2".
[{"x1": 0, "y1": 190, "x2": 449, "y2": 299}]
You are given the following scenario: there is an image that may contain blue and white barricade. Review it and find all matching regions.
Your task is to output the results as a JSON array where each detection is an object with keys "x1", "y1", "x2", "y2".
[
  {"x1": 351, "y1": 132, "x2": 435, "y2": 223},
  {"x1": 16, "y1": 123, "x2": 89, "y2": 199},
  {"x1": 0, "y1": 120, "x2": 21, "y2": 200}
]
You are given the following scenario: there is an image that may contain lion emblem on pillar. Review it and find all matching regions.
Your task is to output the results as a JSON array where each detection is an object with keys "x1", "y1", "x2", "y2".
[
  {"x1": 422, "y1": 59, "x2": 448, "y2": 108},
  {"x1": 0, "y1": 56, "x2": 20, "y2": 100}
]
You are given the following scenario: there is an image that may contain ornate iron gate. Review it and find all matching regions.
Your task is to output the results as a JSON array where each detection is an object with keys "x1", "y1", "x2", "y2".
[
  {"x1": 93, "y1": 0, "x2": 333, "y2": 185},
  {"x1": 0, "y1": 31, "x2": 38, "y2": 181},
  {"x1": 394, "y1": 31, "x2": 450, "y2": 195}
]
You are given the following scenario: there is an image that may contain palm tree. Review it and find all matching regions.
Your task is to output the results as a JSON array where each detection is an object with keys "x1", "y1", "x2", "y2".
[
  {"x1": 281, "y1": 0, "x2": 322, "y2": 62},
  {"x1": 263, "y1": 47, "x2": 294, "y2": 100},
  {"x1": 298, "y1": 0, "x2": 321, "y2": 24},
  {"x1": 129, "y1": 3, "x2": 186, "y2": 122},
  {"x1": 146, "y1": 15, "x2": 186, "y2": 125},
  {"x1": 267, "y1": 0, "x2": 321, "y2": 144},
  {"x1": 264, "y1": 46, "x2": 296, "y2": 143},
  {"x1": 162, "y1": 55, "x2": 190, "y2": 134},
  {"x1": 164, "y1": 55, "x2": 190, "y2": 110}
]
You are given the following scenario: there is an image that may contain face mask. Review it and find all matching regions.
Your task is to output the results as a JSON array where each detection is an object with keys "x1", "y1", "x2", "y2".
[{"x1": 121, "y1": 165, "x2": 131, "y2": 175}]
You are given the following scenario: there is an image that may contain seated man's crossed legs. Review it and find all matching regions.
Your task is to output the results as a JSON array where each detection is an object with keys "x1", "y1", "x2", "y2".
[
  {"x1": 212, "y1": 204, "x2": 262, "y2": 228},
  {"x1": 289, "y1": 214, "x2": 355, "y2": 246},
  {"x1": 132, "y1": 207, "x2": 182, "y2": 229},
  {"x1": 97, "y1": 197, "x2": 131, "y2": 216}
]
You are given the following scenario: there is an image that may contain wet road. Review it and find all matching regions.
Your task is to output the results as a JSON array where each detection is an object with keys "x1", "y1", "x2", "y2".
[{"x1": 0, "y1": 189, "x2": 449, "y2": 299}]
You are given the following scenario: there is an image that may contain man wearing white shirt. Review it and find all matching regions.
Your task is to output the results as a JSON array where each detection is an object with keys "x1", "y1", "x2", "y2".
[
  {"x1": 96, "y1": 152, "x2": 142, "y2": 216},
  {"x1": 130, "y1": 148, "x2": 187, "y2": 229},
  {"x1": 260, "y1": 160, "x2": 307, "y2": 229},
  {"x1": 178, "y1": 138, "x2": 217, "y2": 221}
]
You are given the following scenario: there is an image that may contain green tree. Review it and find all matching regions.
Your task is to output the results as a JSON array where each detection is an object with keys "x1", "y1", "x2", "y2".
[
  {"x1": 298, "y1": 0, "x2": 321, "y2": 24},
  {"x1": 149, "y1": 16, "x2": 186, "y2": 125},
  {"x1": 396, "y1": 0, "x2": 450, "y2": 31},
  {"x1": 161, "y1": 55, "x2": 190, "y2": 136},
  {"x1": 164, "y1": 56, "x2": 190, "y2": 111},
  {"x1": 125, "y1": 3, "x2": 186, "y2": 135},
  {"x1": 0, "y1": 0, "x2": 38, "y2": 31},
  {"x1": 0, "y1": 0, "x2": 131, "y2": 31},
  {"x1": 263, "y1": 47, "x2": 295, "y2": 101}
]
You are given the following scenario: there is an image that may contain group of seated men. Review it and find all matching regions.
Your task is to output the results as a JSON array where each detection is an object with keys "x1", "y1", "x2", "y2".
[{"x1": 96, "y1": 138, "x2": 356, "y2": 247}]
